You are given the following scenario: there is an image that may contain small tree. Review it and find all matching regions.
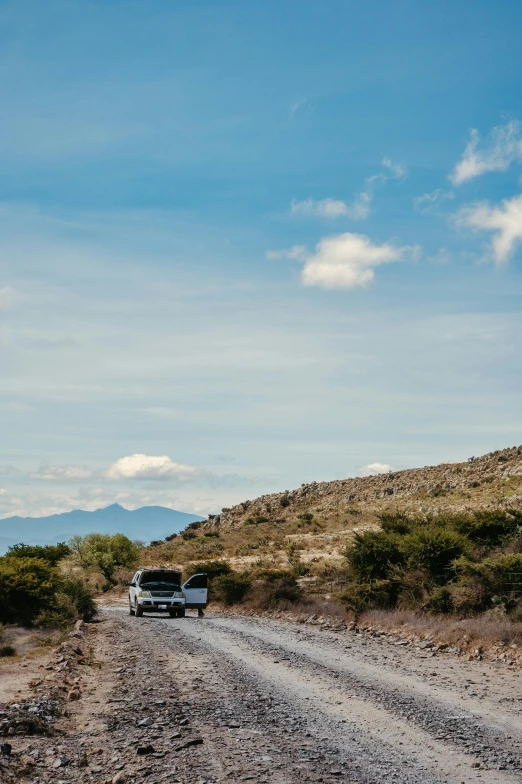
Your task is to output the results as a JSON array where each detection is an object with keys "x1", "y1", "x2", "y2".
[{"x1": 69, "y1": 533, "x2": 140, "y2": 584}]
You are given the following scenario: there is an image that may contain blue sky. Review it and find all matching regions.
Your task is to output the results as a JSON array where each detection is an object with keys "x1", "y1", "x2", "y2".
[{"x1": 1, "y1": 0, "x2": 522, "y2": 520}]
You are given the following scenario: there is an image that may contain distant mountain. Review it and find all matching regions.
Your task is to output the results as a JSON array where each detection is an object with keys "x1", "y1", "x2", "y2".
[{"x1": 0, "y1": 503, "x2": 205, "y2": 552}]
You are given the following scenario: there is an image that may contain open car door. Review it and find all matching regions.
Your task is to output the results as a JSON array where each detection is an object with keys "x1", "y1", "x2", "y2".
[{"x1": 182, "y1": 573, "x2": 208, "y2": 609}]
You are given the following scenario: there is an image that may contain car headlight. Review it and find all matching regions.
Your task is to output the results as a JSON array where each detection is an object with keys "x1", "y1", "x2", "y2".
[
  {"x1": 173, "y1": 592, "x2": 183, "y2": 598},
  {"x1": 138, "y1": 590, "x2": 151, "y2": 598}
]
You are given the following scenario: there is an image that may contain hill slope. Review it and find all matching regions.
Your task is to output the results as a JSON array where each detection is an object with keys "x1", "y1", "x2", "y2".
[
  {"x1": 142, "y1": 445, "x2": 522, "y2": 572},
  {"x1": 0, "y1": 503, "x2": 204, "y2": 551}
]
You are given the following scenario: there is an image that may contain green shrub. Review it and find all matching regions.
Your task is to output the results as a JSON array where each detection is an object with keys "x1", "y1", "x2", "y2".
[
  {"x1": 181, "y1": 530, "x2": 197, "y2": 540},
  {"x1": 396, "y1": 570, "x2": 430, "y2": 610},
  {"x1": 245, "y1": 515, "x2": 270, "y2": 525},
  {"x1": 426, "y1": 586, "x2": 454, "y2": 614},
  {"x1": 403, "y1": 529, "x2": 469, "y2": 580},
  {"x1": 212, "y1": 572, "x2": 252, "y2": 605},
  {"x1": 346, "y1": 531, "x2": 403, "y2": 581},
  {"x1": 452, "y1": 510, "x2": 520, "y2": 548},
  {"x1": 0, "y1": 557, "x2": 61, "y2": 626},
  {"x1": 250, "y1": 569, "x2": 301, "y2": 610},
  {"x1": 280, "y1": 494, "x2": 291, "y2": 508},
  {"x1": 61, "y1": 577, "x2": 97, "y2": 621},
  {"x1": 0, "y1": 644, "x2": 16, "y2": 657},
  {"x1": 185, "y1": 560, "x2": 231, "y2": 583},
  {"x1": 6, "y1": 542, "x2": 71, "y2": 566},
  {"x1": 379, "y1": 512, "x2": 414, "y2": 536},
  {"x1": 297, "y1": 513, "x2": 314, "y2": 523},
  {"x1": 341, "y1": 580, "x2": 395, "y2": 613},
  {"x1": 455, "y1": 553, "x2": 522, "y2": 594}
]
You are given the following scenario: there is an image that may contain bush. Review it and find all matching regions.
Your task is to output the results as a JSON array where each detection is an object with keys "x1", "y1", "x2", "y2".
[
  {"x1": 346, "y1": 531, "x2": 403, "y2": 582},
  {"x1": 0, "y1": 644, "x2": 16, "y2": 657},
  {"x1": 212, "y1": 572, "x2": 252, "y2": 605},
  {"x1": 6, "y1": 542, "x2": 71, "y2": 566},
  {"x1": 452, "y1": 510, "x2": 520, "y2": 548},
  {"x1": 379, "y1": 512, "x2": 413, "y2": 536},
  {"x1": 245, "y1": 515, "x2": 270, "y2": 525},
  {"x1": 185, "y1": 560, "x2": 231, "y2": 582},
  {"x1": 280, "y1": 494, "x2": 291, "y2": 508},
  {"x1": 250, "y1": 570, "x2": 300, "y2": 610},
  {"x1": 297, "y1": 513, "x2": 314, "y2": 523},
  {"x1": 403, "y1": 529, "x2": 469, "y2": 580},
  {"x1": 61, "y1": 577, "x2": 97, "y2": 621},
  {"x1": 341, "y1": 580, "x2": 395, "y2": 613},
  {"x1": 0, "y1": 557, "x2": 62, "y2": 626}
]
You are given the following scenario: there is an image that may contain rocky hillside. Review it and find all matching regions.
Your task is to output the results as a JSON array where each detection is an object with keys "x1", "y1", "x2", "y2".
[
  {"x1": 144, "y1": 445, "x2": 522, "y2": 574},
  {"x1": 209, "y1": 444, "x2": 522, "y2": 531}
]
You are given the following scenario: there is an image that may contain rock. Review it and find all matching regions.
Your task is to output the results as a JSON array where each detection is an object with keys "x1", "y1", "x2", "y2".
[
  {"x1": 112, "y1": 771, "x2": 127, "y2": 783},
  {"x1": 136, "y1": 744, "x2": 155, "y2": 755},
  {"x1": 137, "y1": 717, "x2": 154, "y2": 726},
  {"x1": 0, "y1": 744, "x2": 11, "y2": 756},
  {"x1": 52, "y1": 756, "x2": 71, "y2": 768},
  {"x1": 67, "y1": 689, "x2": 81, "y2": 701},
  {"x1": 174, "y1": 738, "x2": 204, "y2": 752}
]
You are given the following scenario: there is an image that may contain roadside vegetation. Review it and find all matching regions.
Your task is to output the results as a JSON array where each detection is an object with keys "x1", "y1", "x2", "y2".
[
  {"x1": 341, "y1": 508, "x2": 522, "y2": 617},
  {"x1": 0, "y1": 533, "x2": 140, "y2": 643}
]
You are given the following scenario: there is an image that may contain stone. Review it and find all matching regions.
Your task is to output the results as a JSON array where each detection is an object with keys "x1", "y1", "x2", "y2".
[
  {"x1": 52, "y1": 756, "x2": 71, "y2": 768},
  {"x1": 136, "y1": 745, "x2": 155, "y2": 755},
  {"x1": 67, "y1": 689, "x2": 81, "y2": 701},
  {"x1": 137, "y1": 717, "x2": 154, "y2": 726},
  {"x1": 112, "y1": 772, "x2": 127, "y2": 783},
  {"x1": 174, "y1": 738, "x2": 204, "y2": 752}
]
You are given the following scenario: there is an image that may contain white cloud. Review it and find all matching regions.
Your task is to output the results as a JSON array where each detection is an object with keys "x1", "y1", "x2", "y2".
[
  {"x1": 290, "y1": 158, "x2": 405, "y2": 222},
  {"x1": 450, "y1": 121, "x2": 522, "y2": 185},
  {"x1": 105, "y1": 454, "x2": 200, "y2": 482},
  {"x1": 291, "y1": 198, "x2": 355, "y2": 219},
  {"x1": 30, "y1": 463, "x2": 93, "y2": 481},
  {"x1": 382, "y1": 157, "x2": 406, "y2": 179},
  {"x1": 413, "y1": 189, "x2": 455, "y2": 214},
  {"x1": 456, "y1": 193, "x2": 522, "y2": 265},
  {"x1": 298, "y1": 232, "x2": 416, "y2": 290},
  {"x1": 358, "y1": 462, "x2": 394, "y2": 477}
]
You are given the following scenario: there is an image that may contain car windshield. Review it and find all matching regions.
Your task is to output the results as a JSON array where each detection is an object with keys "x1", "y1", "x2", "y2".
[
  {"x1": 139, "y1": 571, "x2": 181, "y2": 590},
  {"x1": 140, "y1": 580, "x2": 181, "y2": 590}
]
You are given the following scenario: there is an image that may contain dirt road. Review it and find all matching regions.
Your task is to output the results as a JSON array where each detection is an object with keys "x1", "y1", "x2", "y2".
[{"x1": 14, "y1": 608, "x2": 522, "y2": 783}]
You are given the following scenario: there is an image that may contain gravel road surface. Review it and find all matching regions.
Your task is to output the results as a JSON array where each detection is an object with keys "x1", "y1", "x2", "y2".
[{"x1": 16, "y1": 609, "x2": 522, "y2": 784}]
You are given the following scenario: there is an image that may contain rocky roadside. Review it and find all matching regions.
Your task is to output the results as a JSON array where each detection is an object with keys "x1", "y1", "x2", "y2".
[
  {"x1": 0, "y1": 620, "x2": 88, "y2": 782},
  {"x1": 6, "y1": 612, "x2": 367, "y2": 784},
  {"x1": 216, "y1": 605, "x2": 522, "y2": 668}
]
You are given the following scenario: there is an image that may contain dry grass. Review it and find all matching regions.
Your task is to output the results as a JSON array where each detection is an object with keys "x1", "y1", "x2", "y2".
[{"x1": 359, "y1": 608, "x2": 522, "y2": 648}]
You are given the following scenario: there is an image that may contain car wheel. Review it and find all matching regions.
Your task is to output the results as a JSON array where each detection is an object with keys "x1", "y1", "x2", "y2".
[
  {"x1": 135, "y1": 602, "x2": 144, "y2": 617},
  {"x1": 129, "y1": 599, "x2": 135, "y2": 616},
  {"x1": 168, "y1": 610, "x2": 177, "y2": 618},
  {"x1": 177, "y1": 608, "x2": 185, "y2": 618}
]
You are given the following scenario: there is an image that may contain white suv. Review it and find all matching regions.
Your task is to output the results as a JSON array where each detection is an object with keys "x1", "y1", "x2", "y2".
[{"x1": 129, "y1": 569, "x2": 208, "y2": 618}]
